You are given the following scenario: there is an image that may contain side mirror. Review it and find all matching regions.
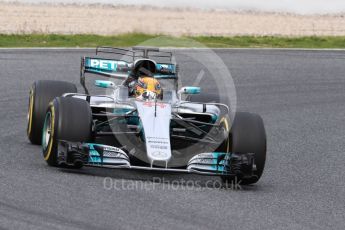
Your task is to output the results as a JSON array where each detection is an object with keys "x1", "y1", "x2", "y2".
[
  {"x1": 178, "y1": 86, "x2": 201, "y2": 95},
  {"x1": 95, "y1": 80, "x2": 115, "y2": 89}
]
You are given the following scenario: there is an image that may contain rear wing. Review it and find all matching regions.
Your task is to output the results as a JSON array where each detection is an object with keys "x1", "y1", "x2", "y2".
[
  {"x1": 83, "y1": 57, "x2": 130, "y2": 78},
  {"x1": 80, "y1": 47, "x2": 178, "y2": 94},
  {"x1": 95, "y1": 46, "x2": 173, "y2": 62}
]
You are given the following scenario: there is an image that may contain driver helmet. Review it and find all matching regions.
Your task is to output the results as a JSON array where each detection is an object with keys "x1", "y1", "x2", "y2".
[{"x1": 135, "y1": 76, "x2": 162, "y2": 100}]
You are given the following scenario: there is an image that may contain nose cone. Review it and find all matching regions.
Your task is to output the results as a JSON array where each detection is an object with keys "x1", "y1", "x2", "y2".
[{"x1": 135, "y1": 101, "x2": 172, "y2": 166}]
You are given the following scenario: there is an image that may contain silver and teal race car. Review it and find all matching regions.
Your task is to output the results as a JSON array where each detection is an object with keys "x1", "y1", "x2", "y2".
[{"x1": 27, "y1": 47, "x2": 266, "y2": 185}]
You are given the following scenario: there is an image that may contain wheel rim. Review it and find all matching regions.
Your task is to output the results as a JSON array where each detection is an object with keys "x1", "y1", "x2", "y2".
[
  {"x1": 27, "y1": 89, "x2": 34, "y2": 136},
  {"x1": 42, "y1": 112, "x2": 52, "y2": 151},
  {"x1": 219, "y1": 116, "x2": 230, "y2": 153}
]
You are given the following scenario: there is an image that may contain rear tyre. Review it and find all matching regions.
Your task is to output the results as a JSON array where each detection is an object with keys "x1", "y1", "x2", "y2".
[
  {"x1": 42, "y1": 97, "x2": 92, "y2": 167},
  {"x1": 220, "y1": 112, "x2": 267, "y2": 185},
  {"x1": 27, "y1": 80, "x2": 77, "y2": 145}
]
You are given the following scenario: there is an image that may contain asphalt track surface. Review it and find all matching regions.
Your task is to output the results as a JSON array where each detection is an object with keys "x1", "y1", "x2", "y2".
[{"x1": 0, "y1": 49, "x2": 344, "y2": 230}]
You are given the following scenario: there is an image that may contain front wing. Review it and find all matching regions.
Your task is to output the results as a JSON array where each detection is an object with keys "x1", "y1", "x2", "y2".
[{"x1": 57, "y1": 141, "x2": 256, "y2": 177}]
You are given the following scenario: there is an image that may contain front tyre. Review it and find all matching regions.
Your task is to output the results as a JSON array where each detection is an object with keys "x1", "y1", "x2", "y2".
[
  {"x1": 42, "y1": 97, "x2": 92, "y2": 167},
  {"x1": 27, "y1": 80, "x2": 77, "y2": 145},
  {"x1": 220, "y1": 112, "x2": 267, "y2": 185}
]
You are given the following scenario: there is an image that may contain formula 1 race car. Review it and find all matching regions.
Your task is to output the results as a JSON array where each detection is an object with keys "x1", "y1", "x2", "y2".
[{"x1": 27, "y1": 47, "x2": 266, "y2": 185}]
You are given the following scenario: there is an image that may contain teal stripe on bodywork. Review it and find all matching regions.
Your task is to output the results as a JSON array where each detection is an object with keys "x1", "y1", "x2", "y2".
[
  {"x1": 212, "y1": 152, "x2": 231, "y2": 172},
  {"x1": 88, "y1": 143, "x2": 101, "y2": 163},
  {"x1": 112, "y1": 108, "x2": 132, "y2": 115}
]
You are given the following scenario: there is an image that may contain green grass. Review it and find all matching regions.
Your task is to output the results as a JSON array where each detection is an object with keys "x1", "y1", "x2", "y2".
[
  {"x1": 193, "y1": 36, "x2": 345, "y2": 48},
  {"x1": 1, "y1": 33, "x2": 345, "y2": 48}
]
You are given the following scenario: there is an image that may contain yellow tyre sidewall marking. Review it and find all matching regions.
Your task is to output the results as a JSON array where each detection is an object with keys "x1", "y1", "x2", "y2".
[
  {"x1": 220, "y1": 116, "x2": 230, "y2": 153},
  {"x1": 27, "y1": 88, "x2": 34, "y2": 135},
  {"x1": 44, "y1": 103, "x2": 55, "y2": 161}
]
